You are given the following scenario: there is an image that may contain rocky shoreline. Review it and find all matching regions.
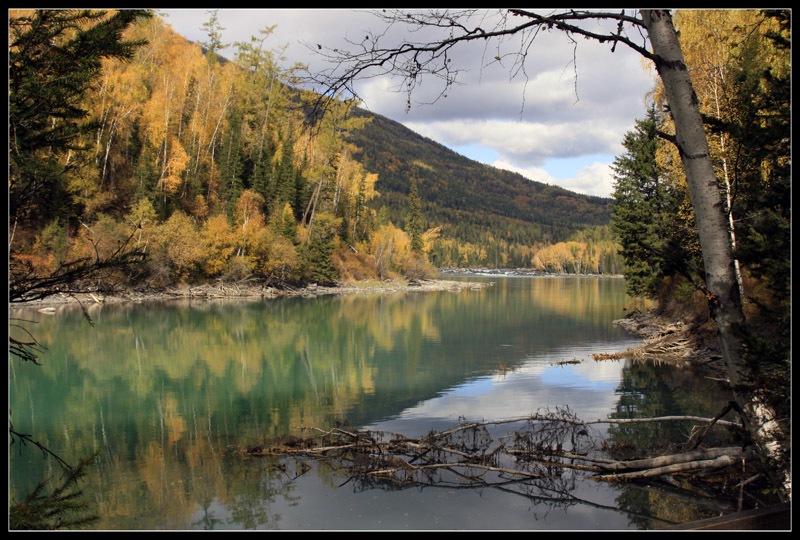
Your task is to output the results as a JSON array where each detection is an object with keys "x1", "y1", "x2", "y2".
[{"x1": 9, "y1": 278, "x2": 492, "y2": 310}]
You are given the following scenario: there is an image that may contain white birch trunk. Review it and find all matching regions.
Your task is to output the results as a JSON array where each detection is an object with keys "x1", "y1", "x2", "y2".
[{"x1": 641, "y1": 9, "x2": 788, "y2": 499}]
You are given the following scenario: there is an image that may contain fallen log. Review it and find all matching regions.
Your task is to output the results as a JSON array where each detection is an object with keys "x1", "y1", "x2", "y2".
[
  {"x1": 593, "y1": 454, "x2": 741, "y2": 482},
  {"x1": 597, "y1": 446, "x2": 744, "y2": 473}
]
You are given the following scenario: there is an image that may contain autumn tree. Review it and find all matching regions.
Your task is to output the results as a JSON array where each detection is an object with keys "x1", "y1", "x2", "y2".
[
  {"x1": 304, "y1": 8, "x2": 790, "y2": 499},
  {"x1": 200, "y1": 213, "x2": 236, "y2": 277},
  {"x1": 147, "y1": 211, "x2": 204, "y2": 286},
  {"x1": 369, "y1": 222, "x2": 409, "y2": 280}
]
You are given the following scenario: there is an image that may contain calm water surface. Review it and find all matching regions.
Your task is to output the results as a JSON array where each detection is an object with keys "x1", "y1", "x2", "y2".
[{"x1": 8, "y1": 276, "x2": 737, "y2": 530}]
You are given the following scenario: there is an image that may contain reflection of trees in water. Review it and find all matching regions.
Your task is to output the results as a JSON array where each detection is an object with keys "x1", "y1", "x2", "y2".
[
  {"x1": 338, "y1": 447, "x2": 681, "y2": 528},
  {"x1": 193, "y1": 453, "x2": 309, "y2": 530},
  {"x1": 608, "y1": 359, "x2": 743, "y2": 528},
  {"x1": 609, "y1": 359, "x2": 741, "y2": 458},
  {"x1": 616, "y1": 482, "x2": 738, "y2": 530}
]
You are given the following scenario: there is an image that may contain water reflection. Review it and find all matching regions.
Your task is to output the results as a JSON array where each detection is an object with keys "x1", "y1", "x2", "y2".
[
  {"x1": 371, "y1": 351, "x2": 635, "y2": 437},
  {"x1": 9, "y1": 277, "x2": 737, "y2": 530}
]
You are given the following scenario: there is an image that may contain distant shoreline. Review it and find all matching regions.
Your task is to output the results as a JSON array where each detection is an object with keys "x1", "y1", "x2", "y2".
[
  {"x1": 9, "y1": 270, "x2": 627, "y2": 310},
  {"x1": 439, "y1": 267, "x2": 625, "y2": 278},
  {"x1": 8, "y1": 278, "x2": 492, "y2": 310}
]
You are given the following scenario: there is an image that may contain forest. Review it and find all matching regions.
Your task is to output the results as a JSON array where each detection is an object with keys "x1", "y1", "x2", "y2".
[{"x1": 9, "y1": 9, "x2": 623, "y2": 295}]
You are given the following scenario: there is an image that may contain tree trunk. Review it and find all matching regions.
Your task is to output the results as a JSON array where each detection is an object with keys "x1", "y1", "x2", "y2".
[{"x1": 641, "y1": 9, "x2": 787, "y2": 499}]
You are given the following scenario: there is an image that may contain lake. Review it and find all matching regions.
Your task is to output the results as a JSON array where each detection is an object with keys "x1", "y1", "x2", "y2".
[{"x1": 8, "y1": 275, "x2": 739, "y2": 530}]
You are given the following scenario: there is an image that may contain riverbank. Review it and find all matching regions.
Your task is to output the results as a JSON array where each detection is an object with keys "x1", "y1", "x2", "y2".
[
  {"x1": 612, "y1": 310, "x2": 726, "y2": 377},
  {"x1": 9, "y1": 278, "x2": 492, "y2": 309}
]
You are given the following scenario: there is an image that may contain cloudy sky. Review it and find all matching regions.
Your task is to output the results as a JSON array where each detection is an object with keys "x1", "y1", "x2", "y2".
[{"x1": 160, "y1": 9, "x2": 657, "y2": 198}]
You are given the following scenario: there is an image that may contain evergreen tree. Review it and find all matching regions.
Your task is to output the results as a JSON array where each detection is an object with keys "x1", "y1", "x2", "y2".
[
  {"x1": 199, "y1": 9, "x2": 227, "y2": 62},
  {"x1": 406, "y1": 178, "x2": 424, "y2": 254},
  {"x1": 610, "y1": 106, "x2": 696, "y2": 297},
  {"x1": 270, "y1": 131, "x2": 298, "y2": 213},
  {"x1": 251, "y1": 141, "x2": 274, "y2": 201},
  {"x1": 301, "y1": 213, "x2": 340, "y2": 285},
  {"x1": 218, "y1": 105, "x2": 247, "y2": 219},
  {"x1": 726, "y1": 10, "x2": 790, "y2": 301}
]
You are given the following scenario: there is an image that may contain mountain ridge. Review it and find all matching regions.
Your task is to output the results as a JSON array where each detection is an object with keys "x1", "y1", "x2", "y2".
[{"x1": 345, "y1": 107, "x2": 613, "y2": 250}]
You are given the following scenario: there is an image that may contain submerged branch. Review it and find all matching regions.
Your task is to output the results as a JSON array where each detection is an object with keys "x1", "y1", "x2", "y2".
[{"x1": 242, "y1": 411, "x2": 751, "y2": 496}]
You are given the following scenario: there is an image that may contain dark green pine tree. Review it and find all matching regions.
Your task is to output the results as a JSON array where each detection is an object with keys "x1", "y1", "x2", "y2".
[
  {"x1": 726, "y1": 10, "x2": 791, "y2": 301},
  {"x1": 406, "y1": 178, "x2": 424, "y2": 254},
  {"x1": 199, "y1": 9, "x2": 227, "y2": 63},
  {"x1": 301, "y1": 213, "x2": 339, "y2": 286},
  {"x1": 218, "y1": 105, "x2": 247, "y2": 219},
  {"x1": 610, "y1": 106, "x2": 695, "y2": 298},
  {"x1": 292, "y1": 157, "x2": 310, "y2": 223},
  {"x1": 272, "y1": 132, "x2": 299, "y2": 214},
  {"x1": 9, "y1": 9, "x2": 152, "y2": 230},
  {"x1": 251, "y1": 139, "x2": 274, "y2": 203}
]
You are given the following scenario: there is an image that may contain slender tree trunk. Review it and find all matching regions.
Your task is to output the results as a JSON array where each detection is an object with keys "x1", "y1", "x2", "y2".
[{"x1": 641, "y1": 9, "x2": 787, "y2": 499}]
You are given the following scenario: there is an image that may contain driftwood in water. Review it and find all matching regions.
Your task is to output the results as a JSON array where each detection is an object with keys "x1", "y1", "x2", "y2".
[{"x1": 243, "y1": 409, "x2": 749, "y2": 492}]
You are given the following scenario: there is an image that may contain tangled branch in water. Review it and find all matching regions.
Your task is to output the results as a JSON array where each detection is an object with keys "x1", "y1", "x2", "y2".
[{"x1": 241, "y1": 406, "x2": 756, "y2": 504}]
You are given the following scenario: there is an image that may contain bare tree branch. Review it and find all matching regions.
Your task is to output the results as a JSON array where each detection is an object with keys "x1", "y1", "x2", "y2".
[{"x1": 302, "y1": 9, "x2": 651, "y2": 120}]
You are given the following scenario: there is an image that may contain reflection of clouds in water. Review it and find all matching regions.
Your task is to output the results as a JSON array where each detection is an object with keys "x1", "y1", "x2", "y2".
[
  {"x1": 538, "y1": 360, "x2": 622, "y2": 390},
  {"x1": 391, "y1": 352, "x2": 626, "y2": 425}
]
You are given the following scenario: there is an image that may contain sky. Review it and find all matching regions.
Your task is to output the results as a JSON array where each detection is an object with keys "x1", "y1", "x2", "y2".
[{"x1": 159, "y1": 9, "x2": 657, "y2": 199}]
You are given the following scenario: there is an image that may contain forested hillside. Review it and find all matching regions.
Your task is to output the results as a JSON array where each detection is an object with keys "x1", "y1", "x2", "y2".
[{"x1": 346, "y1": 110, "x2": 615, "y2": 268}]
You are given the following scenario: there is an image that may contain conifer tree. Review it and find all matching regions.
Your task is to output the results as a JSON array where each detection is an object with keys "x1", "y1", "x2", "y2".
[
  {"x1": 406, "y1": 179, "x2": 424, "y2": 254},
  {"x1": 199, "y1": 9, "x2": 227, "y2": 62},
  {"x1": 610, "y1": 106, "x2": 696, "y2": 297}
]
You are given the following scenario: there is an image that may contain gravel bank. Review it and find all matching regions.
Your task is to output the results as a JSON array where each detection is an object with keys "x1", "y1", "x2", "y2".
[{"x1": 9, "y1": 278, "x2": 492, "y2": 310}]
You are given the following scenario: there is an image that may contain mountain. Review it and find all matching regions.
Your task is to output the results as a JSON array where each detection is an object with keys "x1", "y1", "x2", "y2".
[{"x1": 345, "y1": 109, "x2": 613, "y2": 253}]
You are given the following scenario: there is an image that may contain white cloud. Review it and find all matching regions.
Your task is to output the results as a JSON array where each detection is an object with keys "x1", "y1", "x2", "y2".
[
  {"x1": 406, "y1": 119, "x2": 623, "y2": 167},
  {"x1": 493, "y1": 160, "x2": 615, "y2": 199}
]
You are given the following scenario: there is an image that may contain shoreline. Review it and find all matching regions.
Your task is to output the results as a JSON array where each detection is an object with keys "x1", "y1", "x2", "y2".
[
  {"x1": 9, "y1": 269, "x2": 625, "y2": 310},
  {"x1": 9, "y1": 278, "x2": 492, "y2": 310}
]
